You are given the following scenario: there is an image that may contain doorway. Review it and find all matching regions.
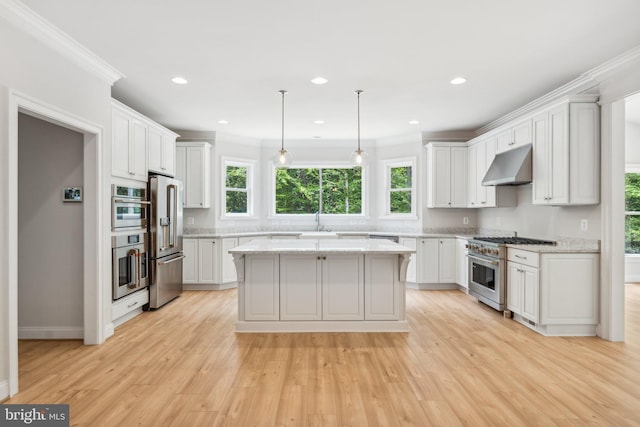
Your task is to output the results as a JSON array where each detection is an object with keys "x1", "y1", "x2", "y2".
[{"x1": 7, "y1": 92, "x2": 105, "y2": 397}]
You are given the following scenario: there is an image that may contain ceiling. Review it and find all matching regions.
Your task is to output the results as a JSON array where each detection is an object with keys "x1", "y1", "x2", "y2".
[{"x1": 21, "y1": 0, "x2": 640, "y2": 141}]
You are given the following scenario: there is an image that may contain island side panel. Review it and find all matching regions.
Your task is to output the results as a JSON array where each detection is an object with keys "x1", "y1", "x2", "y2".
[
  {"x1": 364, "y1": 254, "x2": 402, "y2": 320},
  {"x1": 322, "y1": 254, "x2": 365, "y2": 320},
  {"x1": 244, "y1": 254, "x2": 280, "y2": 321}
]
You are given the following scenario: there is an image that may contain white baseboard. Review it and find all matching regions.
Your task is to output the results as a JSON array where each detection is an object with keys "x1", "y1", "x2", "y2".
[
  {"x1": 183, "y1": 282, "x2": 238, "y2": 291},
  {"x1": 0, "y1": 380, "x2": 9, "y2": 401},
  {"x1": 236, "y1": 320, "x2": 409, "y2": 333},
  {"x1": 104, "y1": 322, "x2": 115, "y2": 340},
  {"x1": 113, "y1": 308, "x2": 143, "y2": 328},
  {"x1": 18, "y1": 326, "x2": 83, "y2": 340}
]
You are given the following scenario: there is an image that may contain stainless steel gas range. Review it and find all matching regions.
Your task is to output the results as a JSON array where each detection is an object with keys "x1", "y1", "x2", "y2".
[{"x1": 467, "y1": 236, "x2": 555, "y2": 312}]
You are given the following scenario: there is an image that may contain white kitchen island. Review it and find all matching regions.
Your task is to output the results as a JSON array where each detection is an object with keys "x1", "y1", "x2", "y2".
[{"x1": 229, "y1": 239, "x2": 415, "y2": 333}]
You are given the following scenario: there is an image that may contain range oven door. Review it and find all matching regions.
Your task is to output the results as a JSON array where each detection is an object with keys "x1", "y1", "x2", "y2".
[
  {"x1": 112, "y1": 240, "x2": 149, "y2": 300},
  {"x1": 468, "y1": 254, "x2": 504, "y2": 310}
]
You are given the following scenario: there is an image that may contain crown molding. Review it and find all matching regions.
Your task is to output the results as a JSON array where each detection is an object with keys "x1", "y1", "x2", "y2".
[
  {"x1": 475, "y1": 44, "x2": 640, "y2": 136},
  {"x1": 422, "y1": 130, "x2": 475, "y2": 144},
  {"x1": 0, "y1": 0, "x2": 124, "y2": 85}
]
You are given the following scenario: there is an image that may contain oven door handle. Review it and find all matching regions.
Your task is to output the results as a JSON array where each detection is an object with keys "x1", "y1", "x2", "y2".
[
  {"x1": 467, "y1": 254, "x2": 499, "y2": 266},
  {"x1": 113, "y1": 199, "x2": 152, "y2": 205}
]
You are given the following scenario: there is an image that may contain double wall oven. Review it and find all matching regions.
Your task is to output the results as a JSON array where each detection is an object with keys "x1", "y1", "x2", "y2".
[
  {"x1": 112, "y1": 232, "x2": 149, "y2": 300},
  {"x1": 467, "y1": 237, "x2": 555, "y2": 312}
]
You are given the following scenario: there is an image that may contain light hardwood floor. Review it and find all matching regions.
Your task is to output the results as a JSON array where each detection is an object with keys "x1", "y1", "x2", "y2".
[{"x1": 5, "y1": 285, "x2": 640, "y2": 426}]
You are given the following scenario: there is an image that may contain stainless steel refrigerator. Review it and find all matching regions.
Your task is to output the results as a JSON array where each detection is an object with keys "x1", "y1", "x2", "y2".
[{"x1": 148, "y1": 175, "x2": 184, "y2": 309}]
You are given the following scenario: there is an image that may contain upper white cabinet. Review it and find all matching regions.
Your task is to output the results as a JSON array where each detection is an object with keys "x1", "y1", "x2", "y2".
[
  {"x1": 175, "y1": 142, "x2": 211, "y2": 208},
  {"x1": 425, "y1": 142, "x2": 467, "y2": 208},
  {"x1": 112, "y1": 105, "x2": 148, "y2": 182},
  {"x1": 532, "y1": 101, "x2": 600, "y2": 205},
  {"x1": 112, "y1": 99, "x2": 179, "y2": 182},
  {"x1": 148, "y1": 125, "x2": 177, "y2": 177},
  {"x1": 467, "y1": 137, "x2": 516, "y2": 208},
  {"x1": 495, "y1": 119, "x2": 533, "y2": 154}
]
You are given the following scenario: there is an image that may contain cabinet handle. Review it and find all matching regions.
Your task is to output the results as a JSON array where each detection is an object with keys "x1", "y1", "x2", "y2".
[
  {"x1": 127, "y1": 301, "x2": 139, "y2": 308},
  {"x1": 481, "y1": 201, "x2": 486, "y2": 204},
  {"x1": 514, "y1": 254, "x2": 527, "y2": 260}
]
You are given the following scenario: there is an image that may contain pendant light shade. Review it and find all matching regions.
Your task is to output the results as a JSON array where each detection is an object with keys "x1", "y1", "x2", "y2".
[
  {"x1": 350, "y1": 89, "x2": 369, "y2": 166},
  {"x1": 273, "y1": 89, "x2": 293, "y2": 167}
]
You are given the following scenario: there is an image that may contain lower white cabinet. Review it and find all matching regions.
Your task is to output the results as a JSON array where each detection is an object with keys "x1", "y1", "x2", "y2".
[
  {"x1": 399, "y1": 237, "x2": 417, "y2": 283},
  {"x1": 183, "y1": 237, "x2": 245, "y2": 286},
  {"x1": 506, "y1": 248, "x2": 599, "y2": 335},
  {"x1": 365, "y1": 254, "x2": 401, "y2": 320},
  {"x1": 322, "y1": 254, "x2": 364, "y2": 320},
  {"x1": 112, "y1": 290, "x2": 149, "y2": 326},
  {"x1": 182, "y1": 238, "x2": 198, "y2": 284},
  {"x1": 456, "y1": 238, "x2": 469, "y2": 289},
  {"x1": 244, "y1": 255, "x2": 280, "y2": 321},
  {"x1": 417, "y1": 238, "x2": 456, "y2": 284}
]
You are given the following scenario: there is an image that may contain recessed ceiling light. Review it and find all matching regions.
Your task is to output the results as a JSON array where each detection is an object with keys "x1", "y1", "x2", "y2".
[
  {"x1": 218, "y1": 120, "x2": 229, "y2": 124},
  {"x1": 409, "y1": 120, "x2": 420, "y2": 125},
  {"x1": 311, "y1": 77, "x2": 328, "y2": 85},
  {"x1": 313, "y1": 136, "x2": 322, "y2": 139},
  {"x1": 171, "y1": 76, "x2": 188, "y2": 85},
  {"x1": 450, "y1": 76, "x2": 467, "y2": 85},
  {"x1": 314, "y1": 120, "x2": 325, "y2": 124}
]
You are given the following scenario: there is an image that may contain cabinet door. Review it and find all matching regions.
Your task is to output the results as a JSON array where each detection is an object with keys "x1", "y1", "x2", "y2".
[
  {"x1": 244, "y1": 255, "x2": 279, "y2": 321},
  {"x1": 512, "y1": 119, "x2": 532, "y2": 147},
  {"x1": 182, "y1": 239, "x2": 198, "y2": 283},
  {"x1": 438, "y1": 239, "x2": 456, "y2": 283},
  {"x1": 280, "y1": 255, "x2": 322, "y2": 320},
  {"x1": 450, "y1": 147, "x2": 468, "y2": 207},
  {"x1": 198, "y1": 239, "x2": 220, "y2": 284},
  {"x1": 221, "y1": 238, "x2": 238, "y2": 283},
  {"x1": 495, "y1": 129, "x2": 512, "y2": 153},
  {"x1": 322, "y1": 254, "x2": 364, "y2": 320},
  {"x1": 532, "y1": 112, "x2": 550, "y2": 204},
  {"x1": 365, "y1": 254, "x2": 400, "y2": 320},
  {"x1": 456, "y1": 239, "x2": 469, "y2": 288},
  {"x1": 467, "y1": 144, "x2": 478, "y2": 207},
  {"x1": 418, "y1": 239, "x2": 439, "y2": 283},
  {"x1": 476, "y1": 140, "x2": 488, "y2": 206},
  {"x1": 548, "y1": 105, "x2": 569, "y2": 204},
  {"x1": 175, "y1": 146, "x2": 186, "y2": 205},
  {"x1": 484, "y1": 137, "x2": 497, "y2": 207},
  {"x1": 506, "y1": 262, "x2": 522, "y2": 314},
  {"x1": 521, "y1": 265, "x2": 539, "y2": 323},
  {"x1": 399, "y1": 238, "x2": 417, "y2": 283},
  {"x1": 130, "y1": 119, "x2": 148, "y2": 181},
  {"x1": 161, "y1": 133, "x2": 176, "y2": 176},
  {"x1": 148, "y1": 126, "x2": 163, "y2": 174},
  {"x1": 431, "y1": 146, "x2": 452, "y2": 207},
  {"x1": 185, "y1": 147, "x2": 205, "y2": 208},
  {"x1": 112, "y1": 109, "x2": 131, "y2": 178}
]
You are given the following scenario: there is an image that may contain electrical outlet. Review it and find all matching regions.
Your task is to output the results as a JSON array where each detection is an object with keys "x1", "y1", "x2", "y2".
[
  {"x1": 581, "y1": 219, "x2": 588, "y2": 231},
  {"x1": 187, "y1": 216, "x2": 195, "y2": 225},
  {"x1": 463, "y1": 216, "x2": 469, "y2": 225}
]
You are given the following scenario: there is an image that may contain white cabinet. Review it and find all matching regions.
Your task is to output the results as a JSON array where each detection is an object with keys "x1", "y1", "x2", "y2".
[
  {"x1": 221, "y1": 238, "x2": 238, "y2": 283},
  {"x1": 425, "y1": 142, "x2": 467, "y2": 208},
  {"x1": 417, "y1": 238, "x2": 456, "y2": 284},
  {"x1": 322, "y1": 254, "x2": 365, "y2": 320},
  {"x1": 532, "y1": 102, "x2": 599, "y2": 205},
  {"x1": 148, "y1": 125, "x2": 177, "y2": 177},
  {"x1": 496, "y1": 119, "x2": 532, "y2": 153},
  {"x1": 467, "y1": 138, "x2": 516, "y2": 208},
  {"x1": 182, "y1": 238, "x2": 198, "y2": 284},
  {"x1": 506, "y1": 248, "x2": 599, "y2": 335},
  {"x1": 112, "y1": 106, "x2": 148, "y2": 182},
  {"x1": 175, "y1": 142, "x2": 211, "y2": 208},
  {"x1": 456, "y1": 238, "x2": 469, "y2": 289},
  {"x1": 112, "y1": 289, "x2": 149, "y2": 326},
  {"x1": 280, "y1": 255, "x2": 323, "y2": 320},
  {"x1": 198, "y1": 239, "x2": 221, "y2": 284},
  {"x1": 399, "y1": 237, "x2": 417, "y2": 283},
  {"x1": 364, "y1": 254, "x2": 401, "y2": 320},
  {"x1": 244, "y1": 255, "x2": 280, "y2": 321}
]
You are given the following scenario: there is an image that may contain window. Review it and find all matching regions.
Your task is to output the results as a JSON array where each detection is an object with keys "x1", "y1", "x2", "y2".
[
  {"x1": 626, "y1": 171, "x2": 640, "y2": 253},
  {"x1": 274, "y1": 167, "x2": 363, "y2": 215},
  {"x1": 223, "y1": 159, "x2": 253, "y2": 216},
  {"x1": 383, "y1": 158, "x2": 416, "y2": 216}
]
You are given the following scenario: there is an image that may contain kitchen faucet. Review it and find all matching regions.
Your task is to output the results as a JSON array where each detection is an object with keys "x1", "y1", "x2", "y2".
[{"x1": 315, "y1": 211, "x2": 323, "y2": 231}]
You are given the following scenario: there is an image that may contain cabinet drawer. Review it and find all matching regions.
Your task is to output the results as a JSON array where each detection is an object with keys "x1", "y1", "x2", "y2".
[
  {"x1": 507, "y1": 248, "x2": 539, "y2": 268},
  {"x1": 112, "y1": 290, "x2": 149, "y2": 320}
]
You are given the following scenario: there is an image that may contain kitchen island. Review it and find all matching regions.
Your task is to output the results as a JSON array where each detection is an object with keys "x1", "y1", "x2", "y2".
[{"x1": 229, "y1": 239, "x2": 415, "y2": 332}]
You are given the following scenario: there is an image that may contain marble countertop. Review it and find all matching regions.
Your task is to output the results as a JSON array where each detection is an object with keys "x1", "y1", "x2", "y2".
[
  {"x1": 183, "y1": 229, "x2": 477, "y2": 239},
  {"x1": 506, "y1": 237, "x2": 600, "y2": 253},
  {"x1": 228, "y1": 238, "x2": 416, "y2": 255}
]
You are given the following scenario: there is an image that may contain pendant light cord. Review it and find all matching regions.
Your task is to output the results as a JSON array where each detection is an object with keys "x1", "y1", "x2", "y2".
[
  {"x1": 355, "y1": 90, "x2": 363, "y2": 151},
  {"x1": 280, "y1": 90, "x2": 287, "y2": 151}
]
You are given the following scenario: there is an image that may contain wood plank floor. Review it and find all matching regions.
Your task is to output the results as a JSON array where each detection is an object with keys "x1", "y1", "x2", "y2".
[{"x1": 5, "y1": 285, "x2": 640, "y2": 426}]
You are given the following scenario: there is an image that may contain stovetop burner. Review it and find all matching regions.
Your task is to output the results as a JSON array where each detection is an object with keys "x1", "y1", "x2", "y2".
[{"x1": 473, "y1": 236, "x2": 556, "y2": 245}]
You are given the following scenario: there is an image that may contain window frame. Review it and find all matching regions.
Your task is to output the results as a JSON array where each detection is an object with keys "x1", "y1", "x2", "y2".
[
  {"x1": 221, "y1": 157, "x2": 255, "y2": 219},
  {"x1": 381, "y1": 157, "x2": 417, "y2": 219},
  {"x1": 625, "y1": 164, "x2": 640, "y2": 254},
  {"x1": 269, "y1": 161, "x2": 367, "y2": 218}
]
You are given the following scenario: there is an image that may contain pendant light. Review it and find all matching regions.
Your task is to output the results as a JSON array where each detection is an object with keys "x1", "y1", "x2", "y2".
[
  {"x1": 350, "y1": 89, "x2": 369, "y2": 166},
  {"x1": 273, "y1": 89, "x2": 293, "y2": 167}
]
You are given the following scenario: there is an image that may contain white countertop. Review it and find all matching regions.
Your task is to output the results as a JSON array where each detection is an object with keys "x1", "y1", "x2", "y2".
[
  {"x1": 228, "y1": 238, "x2": 416, "y2": 255},
  {"x1": 183, "y1": 229, "x2": 476, "y2": 239}
]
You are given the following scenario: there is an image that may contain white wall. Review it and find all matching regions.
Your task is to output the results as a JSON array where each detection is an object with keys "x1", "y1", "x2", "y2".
[
  {"x1": 18, "y1": 114, "x2": 84, "y2": 337},
  {"x1": 626, "y1": 121, "x2": 640, "y2": 163},
  {"x1": 476, "y1": 185, "x2": 601, "y2": 239},
  {"x1": 0, "y1": 14, "x2": 113, "y2": 397}
]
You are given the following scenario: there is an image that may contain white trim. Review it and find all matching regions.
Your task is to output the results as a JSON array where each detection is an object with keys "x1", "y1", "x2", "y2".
[
  {"x1": 236, "y1": 320, "x2": 409, "y2": 333},
  {"x1": 379, "y1": 157, "x2": 418, "y2": 218},
  {"x1": 17, "y1": 327, "x2": 84, "y2": 340},
  {"x1": 0, "y1": 380, "x2": 8, "y2": 401},
  {"x1": 104, "y1": 323, "x2": 115, "y2": 340},
  {"x1": 183, "y1": 282, "x2": 238, "y2": 291},
  {"x1": 6, "y1": 90, "x2": 105, "y2": 396},
  {"x1": 112, "y1": 309, "x2": 144, "y2": 328},
  {"x1": 0, "y1": 0, "x2": 124, "y2": 85},
  {"x1": 221, "y1": 157, "x2": 255, "y2": 218},
  {"x1": 625, "y1": 163, "x2": 640, "y2": 173}
]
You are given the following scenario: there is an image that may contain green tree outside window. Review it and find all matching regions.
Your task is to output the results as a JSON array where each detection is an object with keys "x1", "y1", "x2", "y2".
[
  {"x1": 389, "y1": 166, "x2": 412, "y2": 214},
  {"x1": 226, "y1": 165, "x2": 248, "y2": 213},
  {"x1": 626, "y1": 172, "x2": 640, "y2": 253}
]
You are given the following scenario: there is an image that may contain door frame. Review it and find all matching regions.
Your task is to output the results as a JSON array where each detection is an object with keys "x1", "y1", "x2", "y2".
[{"x1": 6, "y1": 90, "x2": 106, "y2": 396}]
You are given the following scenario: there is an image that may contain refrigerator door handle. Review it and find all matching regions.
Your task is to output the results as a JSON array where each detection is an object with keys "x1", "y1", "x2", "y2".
[
  {"x1": 158, "y1": 254, "x2": 186, "y2": 265},
  {"x1": 165, "y1": 184, "x2": 178, "y2": 250}
]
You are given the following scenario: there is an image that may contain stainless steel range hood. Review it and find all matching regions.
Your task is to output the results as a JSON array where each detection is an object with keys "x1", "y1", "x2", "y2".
[{"x1": 482, "y1": 143, "x2": 532, "y2": 186}]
